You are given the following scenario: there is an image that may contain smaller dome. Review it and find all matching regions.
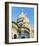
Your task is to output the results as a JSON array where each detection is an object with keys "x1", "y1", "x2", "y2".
[{"x1": 12, "y1": 21, "x2": 18, "y2": 30}]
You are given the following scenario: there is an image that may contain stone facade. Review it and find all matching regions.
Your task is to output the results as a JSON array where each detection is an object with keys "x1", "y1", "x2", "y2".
[{"x1": 12, "y1": 12, "x2": 34, "y2": 39}]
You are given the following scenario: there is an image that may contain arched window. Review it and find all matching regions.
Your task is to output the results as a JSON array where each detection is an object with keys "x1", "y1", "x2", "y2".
[{"x1": 14, "y1": 34, "x2": 17, "y2": 39}]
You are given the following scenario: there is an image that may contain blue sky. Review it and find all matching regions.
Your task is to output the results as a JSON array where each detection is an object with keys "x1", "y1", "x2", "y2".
[{"x1": 11, "y1": 7, "x2": 34, "y2": 27}]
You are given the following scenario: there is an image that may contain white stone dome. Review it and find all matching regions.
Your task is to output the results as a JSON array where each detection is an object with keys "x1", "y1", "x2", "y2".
[{"x1": 17, "y1": 12, "x2": 30, "y2": 23}]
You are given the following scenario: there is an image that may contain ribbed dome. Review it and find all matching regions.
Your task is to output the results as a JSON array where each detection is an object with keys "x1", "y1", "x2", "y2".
[
  {"x1": 17, "y1": 12, "x2": 31, "y2": 29},
  {"x1": 17, "y1": 12, "x2": 29, "y2": 23}
]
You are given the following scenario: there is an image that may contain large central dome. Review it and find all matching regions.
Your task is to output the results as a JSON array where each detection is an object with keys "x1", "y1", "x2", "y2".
[
  {"x1": 17, "y1": 12, "x2": 30, "y2": 29},
  {"x1": 17, "y1": 12, "x2": 29, "y2": 23}
]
